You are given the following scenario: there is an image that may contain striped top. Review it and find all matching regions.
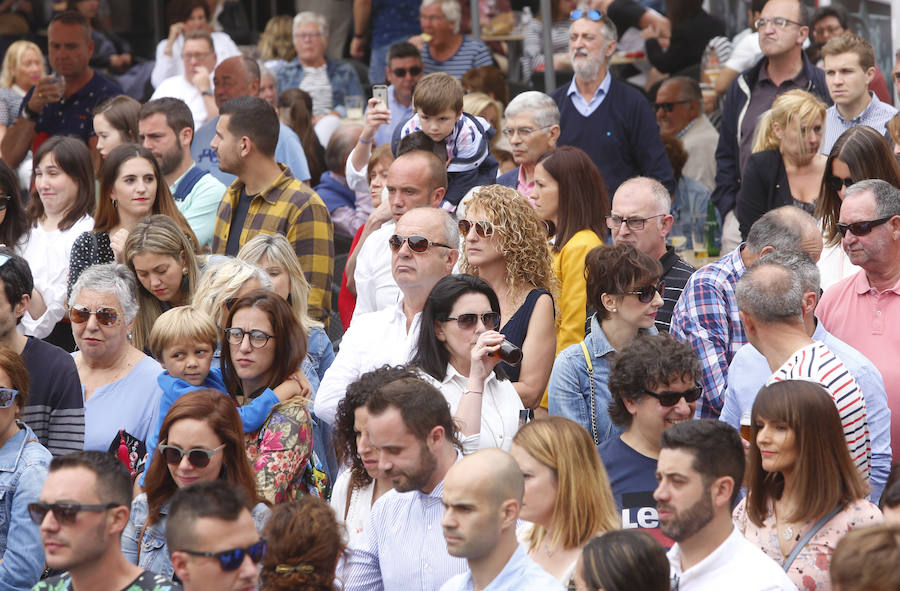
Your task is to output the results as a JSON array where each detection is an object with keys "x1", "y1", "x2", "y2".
[
  {"x1": 520, "y1": 19, "x2": 570, "y2": 83},
  {"x1": 421, "y1": 36, "x2": 493, "y2": 80},
  {"x1": 819, "y1": 92, "x2": 897, "y2": 155},
  {"x1": 767, "y1": 342, "x2": 871, "y2": 482},
  {"x1": 658, "y1": 247, "x2": 695, "y2": 333}
]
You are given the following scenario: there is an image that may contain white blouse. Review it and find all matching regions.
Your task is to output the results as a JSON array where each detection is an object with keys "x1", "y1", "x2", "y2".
[
  {"x1": 330, "y1": 470, "x2": 376, "y2": 548},
  {"x1": 17, "y1": 215, "x2": 94, "y2": 338}
]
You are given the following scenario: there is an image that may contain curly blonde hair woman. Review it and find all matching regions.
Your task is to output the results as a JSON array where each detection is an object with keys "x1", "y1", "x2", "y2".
[{"x1": 459, "y1": 184, "x2": 556, "y2": 410}]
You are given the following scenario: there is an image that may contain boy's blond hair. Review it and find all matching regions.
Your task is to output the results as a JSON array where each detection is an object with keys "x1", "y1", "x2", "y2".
[
  {"x1": 148, "y1": 306, "x2": 219, "y2": 361},
  {"x1": 413, "y1": 72, "x2": 464, "y2": 116}
]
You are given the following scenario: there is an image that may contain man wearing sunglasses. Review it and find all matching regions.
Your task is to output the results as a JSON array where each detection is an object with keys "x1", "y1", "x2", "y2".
[
  {"x1": 722, "y1": 251, "x2": 891, "y2": 501},
  {"x1": 31, "y1": 451, "x2": 180, "y2": 591},
  {"x1": 371, "y1": 42, "x2": 425, "y2": 147},
  {"x1": 654, "y1": 77, "x2": 717, "y2": 192},
  {"x1": 167, "y1": 482, "x2": 262, "y2": 591},
  {"x1": 818, "y1": 179, "x2": 900, "y2": 463}
]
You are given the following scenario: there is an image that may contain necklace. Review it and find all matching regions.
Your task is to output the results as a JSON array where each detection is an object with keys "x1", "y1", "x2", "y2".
[{"x1": 782, "y1": 525, "x2": 794, "y2": 541}]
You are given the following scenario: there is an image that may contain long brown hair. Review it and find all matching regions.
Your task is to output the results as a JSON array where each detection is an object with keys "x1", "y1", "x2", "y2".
[
  {"x1": 144, "y1": 390, "x2": 262, "y2": 526},
  {"x1": 535, "y1": 146, "x2": 609, "y2": 252},
  {"x1": 277, "y1": 89, "x2": 323, "y2": 185},
  {"x1": 29, "y1": 136, "x2": 95, "y2": 231},
  {"x1": 745, "y1": 380, "x2": 868, "y2": 526}
]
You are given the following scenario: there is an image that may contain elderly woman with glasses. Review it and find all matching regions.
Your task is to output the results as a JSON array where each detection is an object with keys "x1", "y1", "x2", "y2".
[{"x1": 70, "y1": 264, "x2": 165, "y2": 454}]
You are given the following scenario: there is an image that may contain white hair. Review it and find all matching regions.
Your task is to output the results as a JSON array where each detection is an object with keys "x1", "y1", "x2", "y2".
[
  {"x1": 504, "y1": 91, "x2": 560, "y2": 128},
  {"x1": 69, "y1": 263, "x2": 139, "y2": 323},
  {"x1": 421, "y1": 0, "x2": 461, "y2": 34},
  {"x1": 293, "y1": 11, "x2": 328, "y2": 39}
]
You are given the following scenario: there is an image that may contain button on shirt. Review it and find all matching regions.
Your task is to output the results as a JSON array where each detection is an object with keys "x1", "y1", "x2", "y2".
[
  {"x1": 820, "y1": 92, "x2": 898, "y2": 155},
  {"x1": 346, "y1": 468, "x2": 467, "y2": 591},
  {"x1": 438, "y1": 545, "x2": 564, "y2": 591},
  {"x1": 565, "y1": 70, "x2": 612, "y2": 117}
]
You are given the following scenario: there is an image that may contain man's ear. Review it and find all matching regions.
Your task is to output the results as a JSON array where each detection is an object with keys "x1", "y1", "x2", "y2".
[
  {"x1": 547, "y1": 124, "x2": 561, "y2": 146},
  {"x1": 660, "y1": 214, "x2": 675, "y2": 235},
  {"x1": 180, "y1": 126, "x2": 194, "y2": 149},
  {"x1": 499, "y1": 498, "x2": 519, "y2": 530},
  {"x1": 13, "y1": 293, "x2": 29, "y2": 322},
  {"x1": 739, "y1": 310, "x2": 756, "y2": 336},
  {"x1": 170, "y1": 551, "x2": 191, "y2": 584},
  {"x1": 445, "y1": 247, "x2": 460, "y2": 272},
  {"x1": 430, "y1": 187, "x2": 446, "y2": 207},
  {"x1": 710, "y1": 475, "x2": 735, "y2": 510}
]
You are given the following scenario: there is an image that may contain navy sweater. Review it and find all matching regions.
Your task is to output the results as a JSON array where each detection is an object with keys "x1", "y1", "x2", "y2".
[{"x1": 551, "y1": 77, "x2": 676, "y2": 196}]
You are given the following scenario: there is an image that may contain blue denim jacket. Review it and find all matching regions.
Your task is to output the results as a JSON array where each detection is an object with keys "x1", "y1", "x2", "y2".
[
  {"x1": 0, "y1": 422, "x2": 51, "y2": 591},
  {"x1": 548, "y1": 316, "x2": 657, "y2": 445},
  {"x1": 122, "y1": 492, "x2": 270, "y2": 578},
  {"x1": 274, "y1": 59, "x2": 363, "y2": 117}
]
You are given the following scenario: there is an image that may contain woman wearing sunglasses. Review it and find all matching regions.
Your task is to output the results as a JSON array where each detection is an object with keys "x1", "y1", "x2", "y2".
[
  {"x1": 734, "y1": 380, "x2": 882, "y2": 590},
  {"x1": 0, "y1": 348, "x2": 51, "y2": 591},
  {"x1": 814, "y1": 125, "x2": 900, "y2": 289},
  {"x1": 458, "y1": 185, "x2": 556, "y2": 411},
  {"x1": 411, "y1": 274, "x2": 524, "y2": 453},
  {"x1": 122, "y1": 389, "x2": 269, "y2": 579},
  {"x1": 69, "y1": 264, "x2": 164, "y2": 453},
  {"x1": 548, "y1": 244, "x2": 663, "y2": 445}
]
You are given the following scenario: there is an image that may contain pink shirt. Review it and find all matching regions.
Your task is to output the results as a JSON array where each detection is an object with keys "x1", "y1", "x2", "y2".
[
  {"x1": 516, "y1": 165, "x2": 535, "y2": 204},
  {"x1": 817, "y1": 270, "x2": 900, "y2": 456}
]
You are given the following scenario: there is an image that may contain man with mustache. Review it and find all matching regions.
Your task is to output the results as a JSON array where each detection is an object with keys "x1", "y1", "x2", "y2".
[{"x1": 549, "y1": 10, "x2": 674, "y2": 196}]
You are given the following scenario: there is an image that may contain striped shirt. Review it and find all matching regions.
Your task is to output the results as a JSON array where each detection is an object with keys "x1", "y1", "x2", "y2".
[
  {"x1": 658, "y1": 247, "x2": 695, "y2": 333},
  {"x1": 421, "y1": 36, "x2": 494, "y2": 80},
  {"x1": 767, "y1": 342, "x2": 871, "y2": 482},
  {"x1": 820, "y1": 92, "x2": 897, "y2": 155},
  {"x1": 520, "y1": 19, "x2": 570, "y2": 83}
]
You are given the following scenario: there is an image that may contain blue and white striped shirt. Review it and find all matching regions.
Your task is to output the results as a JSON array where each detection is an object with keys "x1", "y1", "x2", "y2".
[
  {"x1": 421, "y1": 36, "x2": 494, "y2": 80},
  {"x1": 820, "y1": 92, "x2": 897, "y2": 155}
]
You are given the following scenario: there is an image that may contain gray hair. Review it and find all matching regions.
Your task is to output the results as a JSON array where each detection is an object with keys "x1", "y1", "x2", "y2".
[
  {"x1": 756, "y1": 249, "x2": 820, "y2": 295},
  {"x1": 662, "y1": 76, "x2": 702, "y2": 106},
  {"x1": 325, "y1": 124, "x2": 362, "y2": 173},
  {"x1": 436, "y1": 208, "x2": 459, "y2": 246},
  {"x1": 68, "y1": 264, "x2": 139, "y2": 323},
  {"x1": 736, "y1": 262, "x2": 803, "y2": 324},
  {"x1": 504, "y1": 91, "x2": 560, "y2": 129},
  {"x1": 844, "y1": 179, "x2": 900, "y2": 219},
  {"x1": 421, "y1": 0, "x2": 461, "y2": 34},
  {"x1": 615, "y1": 176, "x2": 671, "y2": 214},
  {"x1": 569, "y1": 11, "x2": 618, "y2": 44},
  {"x1": 258, "y1": 61, "x2": 276, "y2": 83},
  {"x1": 745, "y1": 206, "x2": 819, "y2": 255},
  {"x1": 293, "y1": 11, "x2": 328, "y2": 39}
]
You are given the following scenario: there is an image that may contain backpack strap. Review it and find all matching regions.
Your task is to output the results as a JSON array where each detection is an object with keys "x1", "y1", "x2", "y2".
[{"x1": 172, "y1": 166, "x2": 209, "y2": 202}]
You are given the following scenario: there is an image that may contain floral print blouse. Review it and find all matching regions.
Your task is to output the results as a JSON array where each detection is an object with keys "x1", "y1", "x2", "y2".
[
  {"x1": 733, "y1": 497, "x2": 883, "y2": 590},
  {"x1": 245, "y1": 398, "x2": 314, "y2": 504}
]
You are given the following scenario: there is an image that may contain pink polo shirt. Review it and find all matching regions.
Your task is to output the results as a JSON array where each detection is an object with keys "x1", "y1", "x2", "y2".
[{"x1": 817, "y1": 270, "x2": 900, "y2": 455}]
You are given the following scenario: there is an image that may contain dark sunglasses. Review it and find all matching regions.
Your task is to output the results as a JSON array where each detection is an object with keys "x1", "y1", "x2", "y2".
[
  {"x1": 158, "y1": 443, "x2": 225, "y2": 468},
  {"x1": 654, "y1": 100, "x2": 691, "y2": 113},
  {"x1": 388, "y1": 234, "x2": 454, "y2": 253},
  {"x1": 181, "y1": 539, "x2": 267, "y2": 571},
  {"x1": 69, "y1": 305, "x2": 118, "y2": 326},
  {"x1": 0, "y1": 195, "x2": 11, "y2": 211},
  {"x1": 624, "y1": 280, "x2": 666, "y2": 303},
  {"x1": 835, "y1": 216, "x2": 893, "y2": 238},
  {"x1": 444, "y1": 312, "x2": 501, "y2": 330},
  {"x1": 0, "y1": 387, "x2": 18, "y2": 409},
  {"x1": 391, "y1": 66, "x2": 422, "y2": 78},
  {"x1": 458, "y1": 219, "x2": 494, "y2": 238},
  {"x1": 643, "y1": 384, "x2": 703, "y2": 407},
  {"x1": 27, "y1": 501, "x2": 119, "y2": 525},
  {"x1": 570, "y1": 8, "x2": 603, "y2": 20},
  {"x1": 826, "y1": 175, "x2": 854, "y2": 192}
]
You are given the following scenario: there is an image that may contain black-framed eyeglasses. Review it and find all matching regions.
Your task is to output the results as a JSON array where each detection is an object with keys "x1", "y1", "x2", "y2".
[
  {"x1": 754, "y1": 16, "x2": 803, "y2": 29},
  {"x1": 69, "y1": 305, "x2": 119, "y2": 326},
  {"x1": 27, "y1": 502, "x2": 120, "y2": 526},
  {"x1": 444, "y1": 312, "x2": 501, "y2": 330},
  {"x1": 643, "y1": 384, "x2": 703, "y2": 407},
  {"x1": 391, "y1": 66, "x2": 422, "y2": 78},
  {"x1": 624, "y1": 280, "x2": 666, "y2": 303},
  {"x1": 501, "y1": 125, "x2": 552, "y2": 139},
  {"x1": 458, "y1": 219, "x2": 495, "y2": 238},
  {"x1": 654, "y1": 100, "x2": 692, "y2": 113},
  {"x1": 836, "y1": 216, "x2": 894, "y2": 237},
  {"x1": 158, "y1": 443, "x2": 225, "y2": 468},
  {"x1": 224, "y1": 327, "x2": 275, "y2": 348},
  {"x1": 0, "y1": 195, "x2": 11, "y2": 211},
  {"x1": 388, "y1": 234, "x2": 454, "y2": 253},
  {"x1": 0, "y1": 387, "x2": 18, "y2": 409},
  {"x1": 606, "y1": 214, "x2": 666, "y2": 231},
  {"x1": 826, "y1": 175, "x2": 854, "y2": 192},
  {"x1": 180, "y1": 539, "x2": 267, "y2": 572},
  {"x1": 571, "y1": 8, "x2": 603, "y2": 21}
]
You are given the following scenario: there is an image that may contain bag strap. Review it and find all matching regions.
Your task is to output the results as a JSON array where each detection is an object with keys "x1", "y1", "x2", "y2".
[
  {"x1": 172, "y1": 166, "x2": 209, "y2": 202},
  {"x1": 782, "y1": 504, "x2": 843, "y2": 571},
  {"x1": 579, "y1": 341, "x2": 599, "y2": 446}
]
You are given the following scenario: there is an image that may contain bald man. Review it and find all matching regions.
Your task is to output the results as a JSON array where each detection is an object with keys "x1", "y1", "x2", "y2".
[{"x1": 439, "y1": 449, "x2": 563, "y2": 591}]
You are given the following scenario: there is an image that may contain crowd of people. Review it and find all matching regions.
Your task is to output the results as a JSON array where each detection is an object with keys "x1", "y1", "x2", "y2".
[{"x1": 1, "y1": 0, "x2": 900, "y2": 590}]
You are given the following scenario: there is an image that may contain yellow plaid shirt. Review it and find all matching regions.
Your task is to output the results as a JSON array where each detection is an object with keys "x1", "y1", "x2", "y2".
[{"x1": 212, "y1": 164, "x2": 334, "y2": 320}]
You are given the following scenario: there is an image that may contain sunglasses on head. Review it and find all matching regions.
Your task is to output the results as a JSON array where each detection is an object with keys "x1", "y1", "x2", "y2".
[
  {"x1": 391, "y1": 66, "x2": 422, "y2": 78},
  {"x1": 444, "y1": 311, "x2": 501, "y2": 330},
  {"x1": 570, "y1": 8, "x2": 603, "y2": 20},
  {"x1": 624, "y1": 280, "x2": 665, "y2": 303},
  {"x1": 181, "y1": 539, "x2": 267, "y2": 572},
  {"x1": 835, "y1": 216, "x2": 893, "y2": 238},
  {"x1": 643, "y1": 384, "x2": 703, "y2": 407},
  {"x1": 826, "y1": 175, "x2": 854, "y2": 192},
  {"x1": 0, "y1": 195, "x2": 11, "y2": 211},
  {"x1": 158, "y1": 443, "x2": 225, "y2": 468},
  {"x1": 0, "y1": 387, "x2": 18, "y2": 409},
  {"x1": 458, "y1": 219, "x2": 494, "y2": 238},
  {"x1": 27, "y1": 501, "x2": 119, "y2": 526},
  {"x1": 388, "y1": 234, "x2": 454, "y2": 253},
  {"x1": 69, "y1": 305, "x2": 118, "y2": 326}
]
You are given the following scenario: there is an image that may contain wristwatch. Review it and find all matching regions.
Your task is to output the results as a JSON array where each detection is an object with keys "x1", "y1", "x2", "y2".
[
  {"x1": 201, "y1": 90, "x2": 213, "y2": 97},
  {"x1": 22, "y1": 103, "x2": 39, "y2": 121}
]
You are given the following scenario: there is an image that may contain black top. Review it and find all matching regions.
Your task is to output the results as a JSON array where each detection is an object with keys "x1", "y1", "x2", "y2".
[
  {"x1": 645, "y1": 10, "x2": 726, "y2": 74},
  {"x1": 658, "y1": 246, "x2": 695, "y2": 333},
  {"x1": 736, "y1": 149, "x2": 793, "y2": 240},
  {"x1": 225, "y1": 187, "x2": 254, "y2": 256},
  {"x1": 499, "y1": 288, "x2": 552, "y2": 382},
  {"x1": 68, "y1": 231, "x2": 114, "y2": 297}
]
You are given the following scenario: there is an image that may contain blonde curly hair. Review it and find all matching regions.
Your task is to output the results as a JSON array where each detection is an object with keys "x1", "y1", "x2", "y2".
[{"x1": 461, "y1": 185, "x2": 557, "y2": 306}]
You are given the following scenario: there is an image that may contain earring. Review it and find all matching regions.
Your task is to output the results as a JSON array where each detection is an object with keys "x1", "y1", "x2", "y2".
[
  {"x1": 112, "y1": 199, "x2": 117, "y2": 208},
  {"x1": 182, "y1": 268, "x2": 188, "y2": 276},
  {"x1": 612, "y1": 308, "x2": 617, "y2": 313}
]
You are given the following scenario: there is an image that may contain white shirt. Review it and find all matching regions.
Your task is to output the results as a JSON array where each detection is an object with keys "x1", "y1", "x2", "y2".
[
  {"x1": 315, "y1": 299, "x2": 420, "y2": 425},
  {"x1": 151, "y1": 31, "x2": 241, "y2": 88},
  {"x1": 352, "y1": 221, "x2": 400, "y2": 319},
  {"x1": 299, "y1": 64, "x2": 334, "y2": 116},
  {"x1": 668, "y1": 526, "x2": 798, "y2": 590},
  {"x1": 150, "y1": 74, "x2": 214, "y2": 128},
  {"x1": 426, "y1": 364, "x2": 523, "y2": 454},
  {"x1": 17, "y1": 215, "x2": 94, "y2": 339},
  {"x1": 331, "y1": 471, "x2": 376, "y2": 548}
]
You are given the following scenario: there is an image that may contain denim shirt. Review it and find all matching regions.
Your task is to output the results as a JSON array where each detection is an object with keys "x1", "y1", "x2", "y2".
[
  {"x1": 0, "y1": 422, "x2": 51, "y2": 591},
  {"x1": 122, "y1": 492, "x2": 270, "y2": 578},
  {"x1": 275, "y1": 59, "x2": 363, "y2": 117},
  {"x1": 548, "y1": 316, "x2": 657, "y2": 445}
]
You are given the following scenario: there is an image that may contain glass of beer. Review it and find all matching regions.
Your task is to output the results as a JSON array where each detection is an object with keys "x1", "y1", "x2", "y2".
[{"x1": 740, "y1": 410, "x2": 752, "y2": 441}]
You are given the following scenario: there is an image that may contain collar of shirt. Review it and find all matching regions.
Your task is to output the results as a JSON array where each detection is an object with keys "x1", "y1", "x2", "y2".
[
  {"x1": 516, "y1": 166, "x2": 534, "y2": 196},
  {"x1": 389, "y1": 296, "x2": 422, "y2": 336},
  {"x1": 566, "y1": 70, "x2": 611, "y2": 112},
  {"x1": 0, "y1": 421, "x2": 28, "y2": 472},
  {"x1": 668, "y1": 525, "x2": 744, "y2": 579},
  {"x1": 441, "y1": 362, "x2": 499, "y2": 389},
  {"x1": 677, "y1": 116, "x2": 701, "y2": 139},
  {"x1": 835, "y1": 91, "x2": 880, "y2": 125},
  {"x1": 234, "y1": 163, "x2": 295, "y2": 204},
  {"x1": 757, "y1": 61, "x2": 808, "y2": 89},
  {"x1": 852, "y1": 269, "x2": 900, "y2": 296}
]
